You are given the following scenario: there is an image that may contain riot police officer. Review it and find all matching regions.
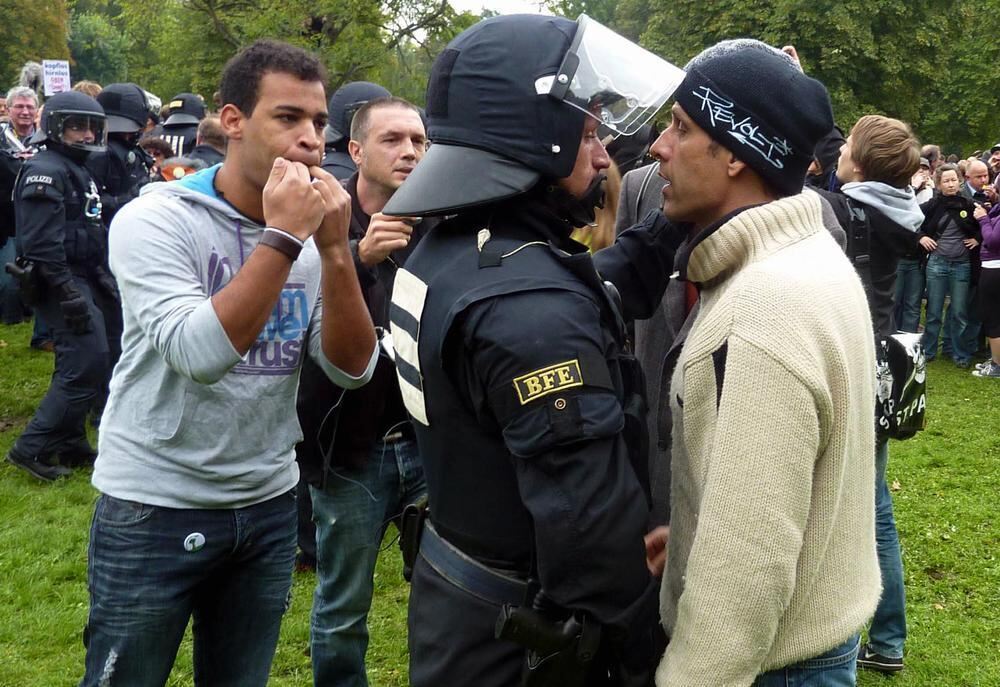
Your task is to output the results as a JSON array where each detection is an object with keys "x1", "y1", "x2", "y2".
[
  {"x1": 88, "y1": 82, "x2": 154, "y2": 227},
  {"x1": 158, "y1": 92, "x2": 205, "y2": 156},
  {"x1": 321, "y1": 81, "x2": 390, "y2": 179},
  {"x1": 384, "y1": 14, "x2": 686, "y2": 686},
  {"x1": 5, "y1": 91, "x2": 121, "y2": 481}
]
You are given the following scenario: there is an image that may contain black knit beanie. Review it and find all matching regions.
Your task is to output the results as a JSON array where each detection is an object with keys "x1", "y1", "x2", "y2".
[{"x1": 675, "y1": 45, "x2": 834, "y2": 197}]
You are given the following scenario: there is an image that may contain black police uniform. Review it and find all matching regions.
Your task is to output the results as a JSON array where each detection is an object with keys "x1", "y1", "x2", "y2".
[
  {"x1": 86, "y1": 137, "x2": 153, "y2": 226},
  {"x1": 158, "y1": 92, "x2": 205, "y2": 157},
  {"x1": 189, "y1": 144, "x2": 224, "y2": 168},
  {"x1": 319, "y1": 149, "x2": 356, "y2": 180},
  {"x1": 160, "y1": 123, "x2": 198, "y2": 157},
  {"x1": 11, "y1": 147, "x2": 122, "y2": 463},
  {"x1": 392, "y1": 201, "x2": 679, "y2": 686},
  {"x1": 320, "y1": 81, "x2": 392, "y2": 180},
  {"x1": 381, "y1": 13, "x2": 685, "y2": 684}
]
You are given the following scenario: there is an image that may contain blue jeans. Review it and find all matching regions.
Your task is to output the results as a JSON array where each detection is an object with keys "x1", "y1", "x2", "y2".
[
  {"x1": 893, "y1": 258, "x2": 924, "y2": 334},
  {"x1": 959, "y1": 285, "x2": 984, "y2": 355},
  {"x1": 310, "y1": 437, "x2": 426, "y2": 687},
  {"x1": 753, "y1": 634, "x2": 860, "y2": 686},
  {"x1": 0, "y1": 237, "x2": 22, "y2": 324},
  {"x1": 80, "y1": 490, "x2": 297, "y2": 687},
  {"x1": 869, "y1": 439, "x2": 906, "y2": 659},
  {"x1": 30, "y1": 310, "x2": 53, "y2": 347},
  {"x1": 922, "y1": 254, "x2": 971, "y2": 362}
]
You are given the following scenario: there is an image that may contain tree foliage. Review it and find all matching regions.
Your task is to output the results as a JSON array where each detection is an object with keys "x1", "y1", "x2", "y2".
[
  {"x1": 22, "y1": 0, "x2": 1000, "y2": 154},
  {"x1": 69, "y1": 12, "x2": 131, "y2": 84},
  {"x1": 0, "y1": 0, "x2": 71, "y2": 89},
  {"x1": 623, "y1": 0, "x2": 1000, "y2": 154},
  {"x1": 113, "y1": 0, "x2": 476, "y2": 105}
]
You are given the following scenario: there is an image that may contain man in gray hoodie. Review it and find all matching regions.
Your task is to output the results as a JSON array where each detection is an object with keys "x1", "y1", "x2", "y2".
[{"x1": 79, "y1": 40, "x2": 377, "y2": 687}]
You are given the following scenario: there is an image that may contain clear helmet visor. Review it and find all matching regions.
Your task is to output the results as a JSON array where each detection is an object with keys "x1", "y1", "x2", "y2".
[
  {"x1": 50, "y1": 111, "x2": 108, "y2": 152},
  {"x1": 543, "y1": 15, "x2": 685, "y2": 138}
]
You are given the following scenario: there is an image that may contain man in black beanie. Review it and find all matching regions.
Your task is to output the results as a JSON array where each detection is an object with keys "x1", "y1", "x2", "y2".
[{"x1": 650, "y1": 40, "x2": 880, "y2": 686}]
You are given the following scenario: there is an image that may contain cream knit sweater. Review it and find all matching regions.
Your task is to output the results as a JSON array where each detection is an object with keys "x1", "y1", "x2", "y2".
[{"x1": 656, "y1": 193, "x2": 880, "y2": 686}]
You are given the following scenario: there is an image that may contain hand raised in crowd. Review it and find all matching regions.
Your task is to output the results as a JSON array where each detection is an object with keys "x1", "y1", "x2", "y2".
[
  {"x1": 308, "y1": 165, "x2": 352, "y2": 255},
  {"x1": 984, "y1": 186, "x2": 998, "y2": 205},
  {"x1": 919, "y1": 235, "x2": 937, "y2": 252},
  {"x1": 358, "y1": 212, "x2": 417, "y2": 267},
  {"x1": 262, "y1": 157, "x2": 326, "y2": 242},
  {"x1": 780, "y1": 45, "x2": 803, "y2": 73},
  {"x1": 974, "y1": 204, "x2": 988, "y2": 220},
  {"x1": 644, "y1": 525, "x2": 670, "y2": 577}
]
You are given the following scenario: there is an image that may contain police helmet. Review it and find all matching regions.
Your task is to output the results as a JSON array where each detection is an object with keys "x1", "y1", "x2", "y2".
[
  {"x1": 326, "y1": 81, "x2": 392, "y2": 147},
  {"x1": 164, "y1": 93, "x2": 206, "y2": 126},
  {"x1": 38, "y1": 90, "x2": 107, "y2": 156},
  {"x1": 385, "y1": 14, "x2": 684, "y2": 217},
  {"x1": 97, "y1": 83, "x2": 149, "y2": 133}
]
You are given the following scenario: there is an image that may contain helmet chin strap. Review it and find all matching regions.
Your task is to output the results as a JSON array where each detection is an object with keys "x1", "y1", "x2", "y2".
[{"x1": 543, "y1": 173, "x2": 606, "y2": 228}]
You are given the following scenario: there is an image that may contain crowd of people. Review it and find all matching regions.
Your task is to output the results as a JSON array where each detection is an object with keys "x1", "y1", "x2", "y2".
[{"x1": 0, "y1": 12, "x2": 997, "y2": 687}]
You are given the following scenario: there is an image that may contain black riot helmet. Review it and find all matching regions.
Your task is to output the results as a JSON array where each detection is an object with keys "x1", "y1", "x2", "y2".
[
  {"x1": 37, "y1": 90, "x2": 107, "y2": 160},
  {"x1": 325, "y1": 81, "x2": 392, "y2": 148},
  {"x1": 97, "y1": 83, "x2": 149, "y2": 134},
  {"x1": 164, "y1": 93, "x2": 206, "y2": 126},
  {"x1": 385, "y1": 14, "x2": 683, "y2": 217}
]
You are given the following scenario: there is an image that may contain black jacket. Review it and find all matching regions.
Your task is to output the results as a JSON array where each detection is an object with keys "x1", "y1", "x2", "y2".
[
  {"x1": 159, "y1": 123, "x2": 199, "y2": 157},
  {"x1": 919, "y1": 193, "x2": 980, "y2": 242},
  {"x1": 85, "y1": 137, "x2": 152, "y2": 226},
  {"x1": 388, "y1": 198, "x2": 680, "y2": 623},
  {"x1": 295, "y1": 174, "x2": 435, "y2": 483},
  {"x1": 818, "y1": 189, "x2": 922, "y2": 337},
  {"x1": 189, "y1": 144, "x2": 224, "y2": 168},
  {"x1": 14, "y1": 149, "x2": 105, "y2": 287},
  {"x1": 320, "y1": 147, "x2": 356, "y2": 180},
  {"x1": 0, "y1": 149, "x2": 22, "y2": 242}
]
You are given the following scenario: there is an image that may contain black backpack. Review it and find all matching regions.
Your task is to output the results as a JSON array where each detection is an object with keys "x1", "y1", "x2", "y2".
[{"x1": 876, "y1": 332, "x2": 927, "y2": 440}]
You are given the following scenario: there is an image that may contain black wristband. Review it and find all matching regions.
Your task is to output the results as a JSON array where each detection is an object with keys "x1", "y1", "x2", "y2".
[{"x1": 258, "y1": 228, "x2": 303, "y2": 261}]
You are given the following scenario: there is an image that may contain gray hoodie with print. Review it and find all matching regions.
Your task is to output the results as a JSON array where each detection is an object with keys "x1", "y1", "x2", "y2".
[{"x1": 93, "y1": 165, "x2": 377, "y2": 508}]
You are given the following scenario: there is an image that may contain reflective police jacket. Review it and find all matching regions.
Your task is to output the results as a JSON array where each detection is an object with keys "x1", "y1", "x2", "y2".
[
  {"x1": 159, "y1": 123, "x2": 198, "y2": 157},
  {"x1": 390, "y1": 200, "x2": 679, "y2": 629},
  {"x1": 86, "y1": 137, "x2": 152, "y2": 226},
  {"x1": 14, "y1": 148, "x2": 105, "y2": 286}
]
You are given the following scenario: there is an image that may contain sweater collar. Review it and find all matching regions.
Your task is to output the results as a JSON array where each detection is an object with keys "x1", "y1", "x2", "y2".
[{"x1": 685, "y1": 192, "x2": 824, "y2": 286}]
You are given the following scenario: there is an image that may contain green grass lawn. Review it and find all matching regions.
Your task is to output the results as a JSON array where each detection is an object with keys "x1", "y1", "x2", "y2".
[{"x1": 1, "y1": 320, "x2": 997, "y2": 686}]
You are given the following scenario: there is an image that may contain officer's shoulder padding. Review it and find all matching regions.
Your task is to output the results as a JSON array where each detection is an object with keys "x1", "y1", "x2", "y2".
[
  {"x1": 20, "y1": 173, "x2": 63, "y2": 201},
  {"x1": 501, "y1": 391, "x2": 624, "y2": 459}
]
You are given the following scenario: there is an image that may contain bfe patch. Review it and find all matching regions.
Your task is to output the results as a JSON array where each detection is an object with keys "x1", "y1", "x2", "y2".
[{"x1": 513, "y1": 360, "x2": 583, "y2": 405}]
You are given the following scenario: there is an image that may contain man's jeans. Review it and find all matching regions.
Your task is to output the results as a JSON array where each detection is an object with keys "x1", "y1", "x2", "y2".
[
  {"x1": 30, "y1": 311, "x2": 53, "y2": 346},
  {"x1": 893, "y1": 258, "x2": 924, "y2": 334},
  {"x1": 310, "y1": 437, "x2": 426, "y2": 687},
  {"x1": 752, "y1": 635, "x2": 860, "y2": 686},
  {"x1": 922, "y1": 254, "x2": 971, "y2": 362},
  {"x1": 868, "y1": 439, "x2": 906, "y2": 659},
  {"x1": 80, "y1": 490, "x2": 297, "y2": 687}
]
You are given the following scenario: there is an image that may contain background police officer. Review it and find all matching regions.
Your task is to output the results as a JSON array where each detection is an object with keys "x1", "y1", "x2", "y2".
[
  {"x1": 88, "y1": 82, "x2": 154, "y2": 227},
  {"x1": 157, "y1": 92, "x2": 205, "y2": 156},
  {"x1": 5, "y1": 91, "x2": 121, "y2": 481},
  {"x1": 384, "y1": 14, "x2": 685, "y2": 686},
  {"x1": 321, "y1": 81, "x2": 391, "y2": 180}
]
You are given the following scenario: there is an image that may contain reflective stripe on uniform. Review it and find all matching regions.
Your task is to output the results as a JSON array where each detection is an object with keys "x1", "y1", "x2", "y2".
[{"x1": 391, "y1": 268, "x2": 429, "y2": 426}]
